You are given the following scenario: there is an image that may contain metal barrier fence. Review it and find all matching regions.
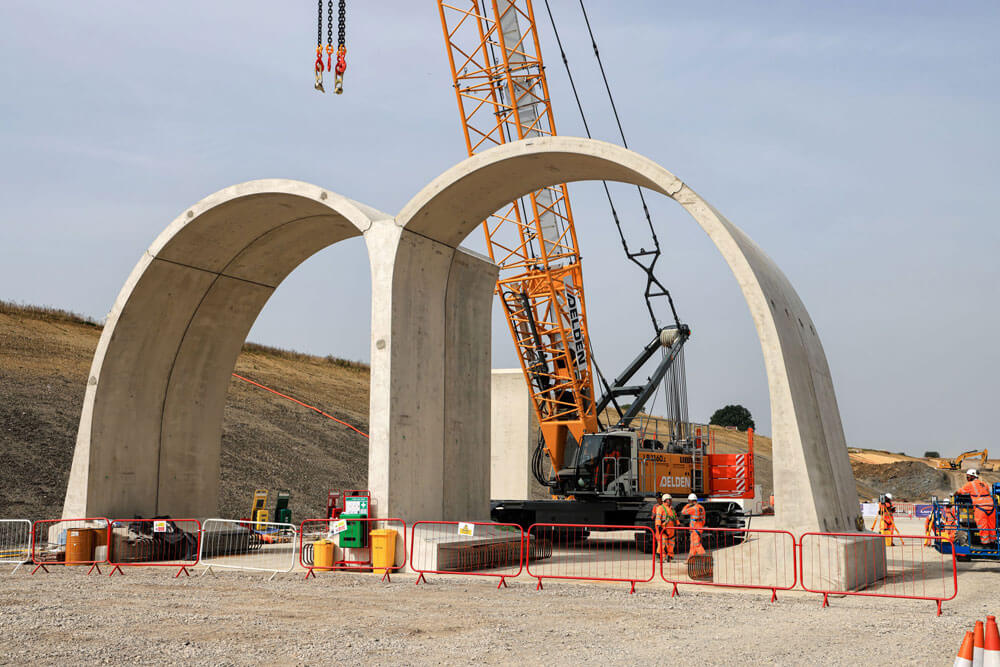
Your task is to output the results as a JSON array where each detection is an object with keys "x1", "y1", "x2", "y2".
[
  {"x1": 526, "y1": 523, "x2": 655, "y2": 593},
  {"x1": 799, "y1": 532, "x2": 958, "y2": 615},
  {"x1": 30, "y1": 518, "x2": 110, "y2": 575},
  {"x1": 300, "y1": 518, "x2": 407, "y2": 581},
  {"x1": 0, "y1": 519, "x2": 32, "y2": 573},
  {"x1": 199, "y1": 519, "x2": 297, "y2": 580},
  {"x1": 409, "y1": 521, "x2": 539, "y2": 588},
  {"x1": 107, "y1": 519, "x2": 201, "y2": 577},
  {"x1": 659, "y1": 526, "x2": 797, "y2": 601}
]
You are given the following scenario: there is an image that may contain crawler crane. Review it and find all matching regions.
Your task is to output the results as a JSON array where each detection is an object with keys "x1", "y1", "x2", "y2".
[{"x1": 436, "y1": 1, "x2": 754, "y2": 539}]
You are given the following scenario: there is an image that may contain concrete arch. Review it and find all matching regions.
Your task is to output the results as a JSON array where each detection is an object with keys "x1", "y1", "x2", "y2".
[
  {"x1": 391, "y1": 137, "x2": 858, "y2": 534},
  {"x1": 66, "y1": 138, "x2": 858, "y2": 536},
  {"x1": 64, "y1": 180, "x2": 394, "y2": 518}
]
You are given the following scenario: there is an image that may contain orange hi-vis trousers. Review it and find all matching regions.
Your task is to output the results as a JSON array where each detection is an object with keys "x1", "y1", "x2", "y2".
[
  {"x1": 689, "y1": 523, "x2": 706, "y2": 556},
  {"x1": 973, "y1": 507, "x2": 997, "y2": 544},
  {"x1": 656, "y1": 526, "x2": 675, "y2": 559}
]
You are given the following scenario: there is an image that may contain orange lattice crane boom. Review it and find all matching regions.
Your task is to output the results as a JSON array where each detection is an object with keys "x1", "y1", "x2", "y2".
[{"x1": 438, "y1": 0, "x2": 599, "y2": 472}]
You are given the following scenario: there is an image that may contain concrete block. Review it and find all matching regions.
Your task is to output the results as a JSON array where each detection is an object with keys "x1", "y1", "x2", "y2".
[
  {"x1": 490, "y1": 369, "x2": 539, "y2": 500},
  {"x1": 800, "y1": 533, "x2": 888, "y2": 593}
]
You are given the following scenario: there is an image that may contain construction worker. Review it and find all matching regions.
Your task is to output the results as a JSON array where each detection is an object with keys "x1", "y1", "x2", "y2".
[
  {"x1": 652, "y1": 493, "x2": 678, "y2": 561},
  {"x1": 923, "y1": 508, "x2": 938, "y2": 547},
  {"x1": 940, "y1": 497, "x2": 958, "y2": 543},
  {"x1": 873, "y1": 493, "x2": 898, "y2": 546},
  {"x1": 681, "y1": 493, "x2": 707, "y2": 556},
  {"x1": 957, "y1": 469, "x2": 996, "y2": 545}
]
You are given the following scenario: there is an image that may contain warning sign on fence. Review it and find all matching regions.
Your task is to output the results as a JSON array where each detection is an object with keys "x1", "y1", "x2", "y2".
[
  {"x1": 329, "y1": 519, "x2": 348, "y2": 535},
  {"x1": 458, "y1": 522, "x2": 475, "y2": 536},
  {"x1": 153, "y1": 520, "x2": 168, "y2": 533}
]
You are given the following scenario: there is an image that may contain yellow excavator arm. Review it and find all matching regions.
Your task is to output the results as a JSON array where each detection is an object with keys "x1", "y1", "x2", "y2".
[{"x1": 936, "y1": 449, "x2": 989, "y2": 470}]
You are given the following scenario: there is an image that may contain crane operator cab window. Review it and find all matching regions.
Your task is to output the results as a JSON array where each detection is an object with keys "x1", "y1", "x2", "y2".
[{"x1": 576, "y1": 434, "x2": 632, "y2": 469}]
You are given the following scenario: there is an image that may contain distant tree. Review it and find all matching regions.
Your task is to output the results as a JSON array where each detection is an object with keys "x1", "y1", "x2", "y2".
[
  {"x1": 710, "y1": 404, "x2": 755, "y2": 432},
  {"x1": 924, "y1": 451, "x2": 940, "y2": 459}
]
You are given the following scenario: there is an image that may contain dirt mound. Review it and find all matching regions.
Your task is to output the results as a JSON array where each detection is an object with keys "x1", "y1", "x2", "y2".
[
  {"x1": 851, "y1": 460, "x2": 954, "y2": 501},
  {"x1": 0, "y1": 301, "x2": 369, "y2": 521}
]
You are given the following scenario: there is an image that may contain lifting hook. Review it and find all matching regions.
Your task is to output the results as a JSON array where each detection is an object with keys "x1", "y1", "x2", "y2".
[
  {"x1": 334, "y1": 46, "x2": 346, "y2": 94},
  {"x1": 314, "y1": 47, "x2": 325, "y2": 93}
]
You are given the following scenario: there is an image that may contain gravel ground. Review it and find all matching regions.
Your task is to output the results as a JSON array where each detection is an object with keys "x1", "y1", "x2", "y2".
[{"x1": 2, "y1": 540, "x2": 998, "y2": 666}]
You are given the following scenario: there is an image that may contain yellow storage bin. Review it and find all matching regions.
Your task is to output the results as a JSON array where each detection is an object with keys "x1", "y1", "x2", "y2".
[
  {"x1": 370, "y1": 529, "x2": 397, "y2": 575},
  {"x1": 313, "y1": 539, "x2": 335, "y2": 570}
]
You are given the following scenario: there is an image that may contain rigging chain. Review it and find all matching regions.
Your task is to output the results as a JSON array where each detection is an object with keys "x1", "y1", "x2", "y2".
[
  {"x1": 314, "y1": 0, "x2": 325, "y2": 91},
  {"x1": 335, "y1": 0, "x2": 347, "y2": 94},
  {"x1": 314, "y1": 1, "x2": 347, "y2": 94}
]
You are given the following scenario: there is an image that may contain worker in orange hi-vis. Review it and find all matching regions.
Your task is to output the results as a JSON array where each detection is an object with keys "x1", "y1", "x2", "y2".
[
  {"x1": 940, "y1": 497, "x2": 958, "y2": 543},
  {"x1": 681, "y1": 493, "x2": 707, "y2": 556},
  {"x1": 957, "y1": 469, "x2": 996, "y2": 545},
  {"x1": 873, "y1": 493, "x2": 898, "y2": 546},
  {"x1": 653, "y1": 494, "x2": 678, "y2": 562},
  {"x1": 923, "y1": 508, "x2": 938, "y2": 546}
]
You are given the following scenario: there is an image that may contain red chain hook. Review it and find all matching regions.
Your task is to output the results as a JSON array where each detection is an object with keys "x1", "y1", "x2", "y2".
[{"x1": 335, "y1": 46, "x2": 347, "y2": 75}]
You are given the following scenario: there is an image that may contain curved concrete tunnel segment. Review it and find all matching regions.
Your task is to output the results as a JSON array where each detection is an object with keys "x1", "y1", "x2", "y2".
[
  {"x1": 63, "y1": 180, "x2": 393, "y2": 518},
  {"x1": 397, "y1": 137, "x2": 859, "y2": 535}
]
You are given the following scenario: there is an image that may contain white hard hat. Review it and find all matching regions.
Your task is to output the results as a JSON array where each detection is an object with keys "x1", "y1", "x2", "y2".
[
  {"x1": 885, "y1": 493, "x2": 893, "y2": 500},
  {"x1": 687, "y1": 493, "x2": 698, "y2": 501},
  {"x1": 661, "y1": 494, "x2": 671, "y2": 501},
  {"x1": 967, "y1": 469, "x2": 979, "y2": 478}
]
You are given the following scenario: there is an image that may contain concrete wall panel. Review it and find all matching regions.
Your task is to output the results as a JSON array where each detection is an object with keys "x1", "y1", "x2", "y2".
[
  {"x1": 442, "y1": 248, "x2": 499, "y2": 521},
  {"x1": 490, "y1": 369, "x2": 540, "y2": 500}
]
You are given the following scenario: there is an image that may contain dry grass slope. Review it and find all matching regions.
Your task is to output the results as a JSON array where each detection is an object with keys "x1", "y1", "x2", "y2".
[{"x1": 0, "y1": 300, "x2": 369, "y2": 521}]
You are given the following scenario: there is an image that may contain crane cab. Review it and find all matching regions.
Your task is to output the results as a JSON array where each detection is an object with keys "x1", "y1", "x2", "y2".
[{"x1": 557, "y1": 430, "x2": 706, "y2": 499}]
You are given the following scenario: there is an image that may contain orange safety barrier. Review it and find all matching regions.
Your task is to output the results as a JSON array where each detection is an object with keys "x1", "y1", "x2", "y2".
[
  {"x1": 526, "y1": 523, "x2": 655, "y2": 593},
  {"x1": 660, "y1": 526, "x2": 797, "y2": 601},
  {"x1": 799, "y1": 532, "x2": 957, "y2": 615},
  {"x1": 107, "y1": 518, "x2": 201, "y2": 577},
  {"x1": 299, "y1": 517, "x2": 407, "y2": 581},
  {"x1": 30, "y1": 518, "x2": 110, "y2": 575},
  {"x1": 409, "y1": 521, "x2": 535, "y2": 588}
]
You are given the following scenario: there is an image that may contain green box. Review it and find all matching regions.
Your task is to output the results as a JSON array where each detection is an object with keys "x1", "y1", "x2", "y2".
[
  {"x1": 338, "y1": 513, "x2": 367, "y2": 548},
  {"x1": 338, "y1": 496, "x2": 369, "y2": 549}
]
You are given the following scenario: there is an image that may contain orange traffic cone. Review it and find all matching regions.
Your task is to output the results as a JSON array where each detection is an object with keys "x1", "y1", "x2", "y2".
[
  {"x1": 985, "y1": 616, "x2": 1000, "y2": 667},
  {"x1": 955, "y1": 631, "x2": 975, "y2": 667},
  {"x1": 976, "y1": 621, "x2": 986, "y2": 667}
]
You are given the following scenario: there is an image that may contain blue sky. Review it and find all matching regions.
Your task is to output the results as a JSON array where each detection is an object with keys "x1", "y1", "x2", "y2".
[{"x1": 1, "y1": 2, "x2": 997, "y2": 455}]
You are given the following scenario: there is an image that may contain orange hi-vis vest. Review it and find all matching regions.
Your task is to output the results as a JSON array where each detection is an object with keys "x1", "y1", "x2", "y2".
[
  {"x1": 959, "y1": 479, "x2": 995, "y2": 514},
  {"x1": 653, "y1": 504, "x2": 677, "y2": 528},
  {"x1": 682, "y1": 502, "x2": 705, "y2": 526}
]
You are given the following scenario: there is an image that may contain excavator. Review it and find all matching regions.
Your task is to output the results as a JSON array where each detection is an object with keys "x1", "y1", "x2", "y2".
[
  {"x1": 936, "y1": 449, "x2": 991, "y2": 471},
  {"x1": 315, "y1": 1, "x2": 754, "y2": 537},
  {"x1": 435, "y1": 0, "x2": 753, "y2": 538}
]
